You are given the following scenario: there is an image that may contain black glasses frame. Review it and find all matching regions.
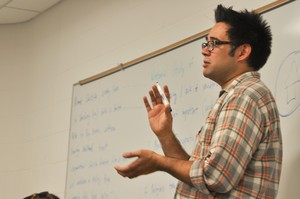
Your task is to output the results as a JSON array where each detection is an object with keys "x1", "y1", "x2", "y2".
[{"x1": 202, "y1": 40, "x2": 233, "y2": 52}]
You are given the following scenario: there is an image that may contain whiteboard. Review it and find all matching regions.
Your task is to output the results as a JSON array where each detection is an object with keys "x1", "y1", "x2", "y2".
[{"x1": 65, "y1": 1, "x2": 300, "y2": 198}]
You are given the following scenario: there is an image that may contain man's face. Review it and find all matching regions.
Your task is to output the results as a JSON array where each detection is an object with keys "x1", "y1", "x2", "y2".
[{"x1": 202, "y1": 22, "x2": 238, "y2": 87}]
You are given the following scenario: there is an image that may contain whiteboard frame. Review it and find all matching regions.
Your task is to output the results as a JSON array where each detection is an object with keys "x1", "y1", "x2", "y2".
[{"x1": 65, "y1": 0, "x2": 294, "y2": 198}]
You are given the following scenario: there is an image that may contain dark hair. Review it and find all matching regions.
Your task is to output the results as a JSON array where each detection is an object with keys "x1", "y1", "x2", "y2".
[
  {"x1": 23, "y1": 191, "x2": 60, "y2": 199},
  {"x1": 214, "y1": 4, "x2": 272, "y2": 70}
]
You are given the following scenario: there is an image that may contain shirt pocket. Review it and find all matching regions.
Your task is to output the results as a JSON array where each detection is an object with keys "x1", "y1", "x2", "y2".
[
  {"x1": 200, "y1": 115, "x2": 217, "y2": 143},
  {"x1": 198, "y1": 112, "x2": 218, "y2": 156}
]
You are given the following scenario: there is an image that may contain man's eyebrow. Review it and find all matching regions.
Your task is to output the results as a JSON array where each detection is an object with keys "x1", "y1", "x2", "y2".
[{"x1": 206, "y1": 36, "x2": 220, "y2": 41}]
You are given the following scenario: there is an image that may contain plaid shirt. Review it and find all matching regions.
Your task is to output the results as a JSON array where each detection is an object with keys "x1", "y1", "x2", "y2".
[{"x1": 175, "y1": 72, "x2": 282, "y2": 198}]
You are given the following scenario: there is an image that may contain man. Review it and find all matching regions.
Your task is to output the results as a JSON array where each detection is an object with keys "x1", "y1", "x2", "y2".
[{"x1": 115, "y1": 4, "x2": 282, "y2": 198}]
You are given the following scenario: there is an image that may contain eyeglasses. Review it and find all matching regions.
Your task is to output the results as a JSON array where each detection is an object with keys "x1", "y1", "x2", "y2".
[{"x1": 202, "y1": 40, "x2": 233, "y2": 52}]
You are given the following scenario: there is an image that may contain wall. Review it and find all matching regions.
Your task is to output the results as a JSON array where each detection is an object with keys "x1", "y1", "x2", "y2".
[
  {"x1": 0, "y1": 0, "x2": 279, "y2": 198},
  {"x1": 0, "y1": 23, "x2": 32, "y2": 197}
]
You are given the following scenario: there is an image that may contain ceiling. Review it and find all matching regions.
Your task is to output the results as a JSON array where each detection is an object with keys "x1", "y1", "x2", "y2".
[{"x1": 0, "y1": 0, "x2": 63, "y2": 24}]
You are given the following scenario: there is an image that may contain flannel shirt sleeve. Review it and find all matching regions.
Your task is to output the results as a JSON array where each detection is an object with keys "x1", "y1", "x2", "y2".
[{"x1": 190, "y1": 93, "x2": 264, "y2": 194}]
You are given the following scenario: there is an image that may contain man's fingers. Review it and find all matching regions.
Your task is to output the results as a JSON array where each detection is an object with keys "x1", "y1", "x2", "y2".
[
  {"x1": 163, "y1": 85, "x2": 171, "y2": 102},
  {"x1": 122, "y1": 151, "x2": 140, "y2": 158}
]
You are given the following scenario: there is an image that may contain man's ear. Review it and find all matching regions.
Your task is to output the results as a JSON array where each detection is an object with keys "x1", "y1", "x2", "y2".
[{"x1": 235, "y1": 43, "x2": 252, "y2": 62}]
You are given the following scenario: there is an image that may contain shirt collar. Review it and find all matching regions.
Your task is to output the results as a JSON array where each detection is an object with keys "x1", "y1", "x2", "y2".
[{"x1": 219, "y1": 71, "x2": 260, "y2": 97}]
